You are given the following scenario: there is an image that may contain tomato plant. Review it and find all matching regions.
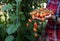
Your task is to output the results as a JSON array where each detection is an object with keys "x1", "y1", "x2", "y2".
[{"x1": 0, "y1": 0, "x2": 47, "y2": 41}]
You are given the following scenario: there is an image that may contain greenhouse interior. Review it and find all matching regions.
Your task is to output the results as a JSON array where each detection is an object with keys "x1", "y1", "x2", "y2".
[{"x1": 0, "y1": 0, "x2": 60, "y2": 41}]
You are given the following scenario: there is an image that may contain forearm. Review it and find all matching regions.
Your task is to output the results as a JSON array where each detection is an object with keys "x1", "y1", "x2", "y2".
[
  {"x1": 51, "y1": 15, "x2": 60, "y2": 24},
  {"x1": 57, "y1": 18, "x2": 60, "y2": 24}
]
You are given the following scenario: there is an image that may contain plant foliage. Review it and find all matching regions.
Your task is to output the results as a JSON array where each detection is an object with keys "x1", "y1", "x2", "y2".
[{"x1": 0, "y1": 0, "x2": 46, "y2": 41}]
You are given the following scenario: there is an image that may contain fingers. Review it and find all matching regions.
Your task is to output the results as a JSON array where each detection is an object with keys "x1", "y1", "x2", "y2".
[
  {"x1": 35, "y1": 17, "x2": 41, "y2": 20},
  {"x1": 45, "y1": 14, "x2": 52, "y2": 19}
]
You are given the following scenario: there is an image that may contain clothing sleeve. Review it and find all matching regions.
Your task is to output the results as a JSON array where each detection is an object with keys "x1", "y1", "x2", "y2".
[{"x1": 46, "y1": 0, "x2": 59, "y2": 13}]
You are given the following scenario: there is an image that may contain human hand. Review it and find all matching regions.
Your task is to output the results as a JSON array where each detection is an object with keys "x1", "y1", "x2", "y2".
[
  {"x1": 30, "y1": 8, "x2": 54, "y2": 21},
  {"x1": 45, "y1": 14, "x2": 52, "y2": 19}
]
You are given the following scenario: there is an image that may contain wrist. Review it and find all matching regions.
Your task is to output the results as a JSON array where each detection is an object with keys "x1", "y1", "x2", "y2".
[
  {"x1": 51, "y1": 15, "x2": 55, "y2": 19},
  {"x1": 51, "y1": 15, "x2": 58, "y2": 22}
]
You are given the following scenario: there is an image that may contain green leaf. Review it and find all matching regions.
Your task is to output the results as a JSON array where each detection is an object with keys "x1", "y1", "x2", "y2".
[
  {"x1": 25, "y1": 34, "x2": 36, "y2": 41},
  {"x1": 5, "y1": 35, "x2": 14, "y2": 41},
  {"x1": 0, "y1": 24, "x2": 3, "y2": 28},
  {"x1": 15, "y1": 0, "x2": 22, "y2": 3},
  {"x1": 2, "y1": 3, "x2": 13, "y2": 11},
  {"x1": 10, "y1": 14, "x2": 17, "y2": 21},
  {"x1": 6, "y1": 23, "x2": 20, "y2": 35},
  {"x1": 19, "y1": 12, "x2": 24, "y2": 15},
  {"x1": 42, "y1": 20, "x2": 47, "y2": 30},
  {"x1": 21, "y1": 16, "x2": 26, "y2": 21},
  {"x1": 21, "y1": 17, "x2": 26, "y2": 21}
]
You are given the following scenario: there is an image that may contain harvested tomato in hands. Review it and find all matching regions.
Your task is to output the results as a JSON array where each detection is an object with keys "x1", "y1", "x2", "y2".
[
  {"x1": 35, "y1": 13, "x2": 40, "y2": 17},
  {"x1": 30, "y1": 7, "x2": 54, "y2": 22},
  {"x1": 39, "y1": 14, "x2": 44, "y2": 18},
  {"x1": 43, "y1": 13, "x2": 47, "y2": 17},
  {"x1": 45, "y1": 12, "x2": 50, "y2": 16},
  {"x1": 41, "y1": 18, "x2": 45, "y2": 22}
]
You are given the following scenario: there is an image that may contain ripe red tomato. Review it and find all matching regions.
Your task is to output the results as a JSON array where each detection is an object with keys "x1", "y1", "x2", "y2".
[
  {"x1": 39, "y1": 14, "x2": 43, "y2": 18},
  {"x1": 45, "y1": 12, "x2": 50, "y2": 16},
  {"x1": 43, "y1": 12, "x2": 47, "y2": 16},
  {"x1": 41, "y1": 18, "x2": 45, "y2": 22},
  {"x1": 34, "y1": 22, "x2": 38, "y2": 28},
  {"x1": 35, "y1": 13, "x2": 40, "y2": 17},
  {"x1": 28, "y1": 19, "x2": 32, "y2": 22},
  {"x1": 33, "y1": 28, "x2": 37, "y2": 32},
  {"x1": 26, "y1": 23, "x2": 29, "y2": 27},
  {"x1": 34, "y1": 33, "x2": 38, "y2": 37}
]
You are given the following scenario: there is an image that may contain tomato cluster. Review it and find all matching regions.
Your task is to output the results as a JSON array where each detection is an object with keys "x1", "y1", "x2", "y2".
[
  {"x1": 25, "y1": 19, "x2": 38, "y2": 37},
  {"x1": 26, "y1": 19, "x2": 38, "y2": 30},
  {"x1": 25, "y1": 8, "x2": 54, "y2": 37},
  {"x1": 33, "y1": 22, "x2": 38, "y2": 37}
]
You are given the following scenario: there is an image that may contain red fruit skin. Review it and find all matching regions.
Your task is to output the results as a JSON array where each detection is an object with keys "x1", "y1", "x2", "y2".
[
  {"x1": 39, "y1": 14, "x2": 43, "y2": 18},
  {"x1": 32, "y1": 15, "x2": 35, "y2": 19},
  {"x1": 26, "y1": 23, "x2": 29, "y2": 27},
  {"x1": 34, "y1": 33, "x2": 38, "y2": 37},
  {"x1": 35, "y1": 13, "x2": 40, "y2": 17},
  {"x1": 41, "y1": 18, "x2": 45, "y2": 22},
  {"x1": 33, "y1": 28, "x2": 37, "y2": 32},
  {"x1": 43, "y1": 13, "x2": 46, "y2": 17},
  {"x1": 46, "y1": 14, "x2": 50, "y2": 16},
  {"x1": 34, "y1": 22, "x2": 38, "y2": 29},
  {"x1": 28, "y1": 19, "x2": 32, "y2": 22}
]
